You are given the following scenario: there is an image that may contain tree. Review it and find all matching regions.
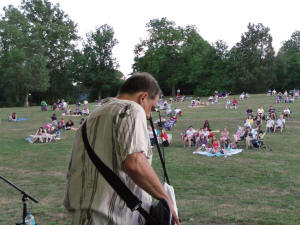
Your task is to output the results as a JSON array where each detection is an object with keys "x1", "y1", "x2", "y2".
[
  {"x1": 21, "y1": 0, "x2": 79, "y2": 101},
  {"x1": 230, "y1": 23, "x2": 276, "y2": 93},
  {"x1": 134, "y1": 18, "x2": 185, "y2": 96},
  {"x1": 275, "y1": 31, "x2": 300, "y2": 90},
  {"x1": 0, "y1": 5, "x2": 49, "y2": 106},
  {"x1": 75, "y1": 24, "x2": 122, "y2": 100}
]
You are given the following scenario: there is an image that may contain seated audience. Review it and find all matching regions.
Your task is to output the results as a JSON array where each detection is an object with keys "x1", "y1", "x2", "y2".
[
  {"x1": 8, "y1": 112, "x2": 17, "y2": 121},
  {"x1": 51, "y1": 113, "x2": 57, "y2": 122},
  {"x1": 220, "y1": 127, "x2": 230, "y2": 148},
  {"x1": 245, "y1": 115, "x2": 254, "y2": 128},
  {"x1": 160, "y1": 129, "x2": 169, "y2": 147},
  {"x1": 57, "y1": 118, "x2": 65, "y2": 130},
  {"x1": 31, "y1": 127, "x2": 45, "y2": 143},
  {"x1": 268, "y1": 106, "x2": 276, "y2": 119},
  {"x1": 65, "y1": 119, "x2": 74, "y2": 130},
  {"x1": 41, "y1": 100, "x2": 48, "y2": 111},
  {"x1": 257, "y1": 106, "x2": 265, "y2": 120},
  {"x1": 82, "y1": 107, "x2": 90, "y2": 116},
  {"x1": 233, "y1": 126, "x2": 245, "y2": 145},
  {"x1": 246, "y1": 107, "x2": 253, "y2": 116},
  {"x1": 211, "y1": 136, "x2": 221, "y2": 153},
  {"x1": 265, "y1": 116, "x2": 275, "y2": 133},
  {"x1": 196, "y1": 134, "x2": 208, "y2": 150},
  {"x1": 274, "y1": 114, "x2": 286, "y2": 133},
  {"x1": 232, "y1": 98, "x2": 238, "y2": 109},
  {"x1": 183, "y1": 126, "x2": 196, "y2": 148},
  {"x1": 148, "y1": 126, "x2": 157, "y2": 146},
  {"x1": 255, "y1": 115, "x2": 262, "y2": 130},
  {"x1": 283, "y1": 106, "x2": 291, "y2": 118},
  {"x1": 202, "y1": 120, "x2": 211, "y2": 131},
  {"x1": 225, "y1": 99, "x2": 231, "y2": 109}
]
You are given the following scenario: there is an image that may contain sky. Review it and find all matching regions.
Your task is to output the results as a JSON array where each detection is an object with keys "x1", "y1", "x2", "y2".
[{"x1": 1, "y1": 0, "x2": 300, "y2": 75}]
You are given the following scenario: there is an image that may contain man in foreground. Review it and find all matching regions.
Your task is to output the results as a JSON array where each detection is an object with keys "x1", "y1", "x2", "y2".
[{"x1": 64, "y1": 73, "x2": 180, "y2": 225}]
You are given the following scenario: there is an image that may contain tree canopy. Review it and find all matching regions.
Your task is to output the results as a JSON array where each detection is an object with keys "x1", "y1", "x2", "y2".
[{"x1": 1, "y1": 1, "x2": 300, "y2": 106}]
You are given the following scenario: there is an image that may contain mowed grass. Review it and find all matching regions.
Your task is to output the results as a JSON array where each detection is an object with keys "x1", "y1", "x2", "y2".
[{"x1": 0, "y1": 94, "x2": 299, "y2": 225}]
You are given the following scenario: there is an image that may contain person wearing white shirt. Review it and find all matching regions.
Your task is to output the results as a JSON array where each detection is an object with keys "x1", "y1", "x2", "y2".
[
  {"x1": 274, "y1": 115, "x2": 285, "y2": 133},
  {"x1": 283, "y1": 106, "x2": 291, "y2": 117},
  {"x1": 257, "y1": 106, "x2": 265, "y2": 118},
  {"x1": 184, "y1": 126, "x2": 195, "y2": 148},
  {"x1": 266, "y1": 117, "x2": 275, "y2": 133}
]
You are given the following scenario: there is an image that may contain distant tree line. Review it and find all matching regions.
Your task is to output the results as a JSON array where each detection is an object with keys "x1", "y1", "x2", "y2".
[{"x1": 0, "y1": 1, "x2": 300, "y2": 107}]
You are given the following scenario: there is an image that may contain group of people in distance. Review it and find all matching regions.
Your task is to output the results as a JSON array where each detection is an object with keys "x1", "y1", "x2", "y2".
[
  {"x1": 26, "y1": 99, "x2": 89, "y2": 144},
  {"x1": 182, "y1": 120, "x2": 229, "y2": 153}
]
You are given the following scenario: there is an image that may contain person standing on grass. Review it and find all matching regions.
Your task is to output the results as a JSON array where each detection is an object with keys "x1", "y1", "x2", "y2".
[{"x1": 64, "y1": 73, "x2": 180, "y2": 225}]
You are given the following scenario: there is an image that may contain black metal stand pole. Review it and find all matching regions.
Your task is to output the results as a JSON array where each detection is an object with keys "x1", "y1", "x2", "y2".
[
  {"x1": 157, "y1": 110, "x2": 166, "y2": 161},
  {"x1": 0, "y1": 174, "x2": 38, "y2": 225},
  {"x1": 149, "y1": 116, "x2": 170, "y2": 184}
]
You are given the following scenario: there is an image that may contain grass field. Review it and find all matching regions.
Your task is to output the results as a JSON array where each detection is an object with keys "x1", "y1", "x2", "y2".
[{"x1": 0, "y1": 94, "x2": 299, "y2": 225}]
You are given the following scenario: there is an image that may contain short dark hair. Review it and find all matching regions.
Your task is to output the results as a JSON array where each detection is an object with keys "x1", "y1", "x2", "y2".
[{"x1": 119, "y1": 72, "x2": 162, "y2": 99}]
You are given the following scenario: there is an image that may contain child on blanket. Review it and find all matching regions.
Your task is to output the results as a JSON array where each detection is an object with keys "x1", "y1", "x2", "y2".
[
  {"x1": 210, "y1": 136, "x2": 221, "y2": 153},
  {"x1": 196, "y1": 134, "x2": 208, "y2": 151}
]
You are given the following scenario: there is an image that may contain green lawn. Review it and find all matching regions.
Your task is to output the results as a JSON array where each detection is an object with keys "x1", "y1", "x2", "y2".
[{"x1": 0, "y1": 94, "x2": 299, "y2": 225}]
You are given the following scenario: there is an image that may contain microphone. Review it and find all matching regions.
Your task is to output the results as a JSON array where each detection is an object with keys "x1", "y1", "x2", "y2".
[{"x1": 152, "y1": 107, "x2": 160, "y2": 112}]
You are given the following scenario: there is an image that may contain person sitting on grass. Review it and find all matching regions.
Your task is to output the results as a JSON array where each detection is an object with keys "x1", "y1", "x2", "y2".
[
  {"x1": 245, "y1": 115, "x2": 254, "y2": 128},
  {"x1": 268, "y1": 106, "x2": 276, "y2": 119},
  {"x1": 255, "y1": 115, "x2": 262, "y2": 130},
  {"x1": 246, "y1": 106, "x2": 253, "y2": 117},
  {"x1": 31, "y1": 127, "x2": 45, "y2": 143},
  {"x1": 82, "y1": 107, "x2": 90, "y2": 116},
  {"x1": 243, "y1": 126, "x2": 253, "y2": 149},
  {"x1": 196, "y1": 134, "x2": 208, "y2": 150},
  {"x1": 283, "y1": 106, "x2": 291, "y2": 118},
  {"x1": 211, "y1": 136, "x2": 221, "y2": 153},
  {"x1": 202, "y1": 120, "x2": 211, "y2": 131},
  {"x1": 274, "y1": 114, "x2": 286, "y2": 134},
  {"x1": 183, "y1": 126, "x2": 195, "y2": 148},
  {"x1": 57, "y1": 118, "x2": 65, "y2": 130},
  {"x1": 174, "y1": 107, "x2": 182, "y2": 117},
  {"x1": 8, "y1": 112, "x2": 17, "y2": 121},
  {"x1": 65, "y1": 119, "x2": 74, "y2": 130},
  {"x1": 225, "y1": 99, "x2": 231, "y2": 109},
  {"x1": 257, "y1": 106, "x2": 265, "y2": 120},
  {"x1": 41, "y1": 100, "x2": 48, "y2": 111},
  {"x1": 51, "y1": 113, "x2": 57, "y2": 122},
  {"x1": 220, "y1": 127, "x2": 230, "y2": 148},
  {"x1": 160, "y1": 129, "x2": 169, "y2": 147},
  {"x1": 52, "y1": 102, "x2": 58, "y2": 111},
  {"x1": 233, "y1": 126, "x2": 245, "y2": 144},
  {"x1": 232, "y1": 98, "x2": 238, "y2": 109},
  {"x1": 74, "y1": 106, "x2": 82, "y2": 116},
  {"x1": 265, "y1": 116, "x2": 275, "y2": 133}
]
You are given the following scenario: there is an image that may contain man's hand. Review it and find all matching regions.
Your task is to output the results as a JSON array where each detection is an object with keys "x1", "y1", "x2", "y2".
[{"x1": 124, "y1": 152, "x2": 180, "y2": 225}]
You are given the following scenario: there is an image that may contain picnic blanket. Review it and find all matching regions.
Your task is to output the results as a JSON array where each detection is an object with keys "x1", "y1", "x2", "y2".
[
  {"x1": 8, "y1": 117, "x2": 28, "y2": 122},
  {"x1": 193, "y1": 149, "x2": 243, "y2": 157}
]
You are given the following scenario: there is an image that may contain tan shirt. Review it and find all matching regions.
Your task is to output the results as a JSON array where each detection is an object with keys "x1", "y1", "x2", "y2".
[{"x1": 64, "y1": 98, "x2": 152, "y2": 225}]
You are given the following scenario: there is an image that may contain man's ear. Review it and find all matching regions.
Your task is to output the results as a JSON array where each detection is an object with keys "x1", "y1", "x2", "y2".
[{"x1": 138, "y1": 92, "x2": 148, "y2": 104}]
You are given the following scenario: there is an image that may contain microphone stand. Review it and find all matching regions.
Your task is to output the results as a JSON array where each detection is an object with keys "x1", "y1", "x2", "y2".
[
  {"x1": 0, "y1": 174, "x2": 39, "y2": 225},
  {"x1": 149, "y1": 115, "x2": 170, "y2": 184},
  {"x1": 157, "y1": 110, "x2": 166, "y2": 161}
]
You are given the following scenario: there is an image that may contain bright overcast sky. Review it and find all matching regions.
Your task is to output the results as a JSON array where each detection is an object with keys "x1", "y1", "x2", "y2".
[{"x1": 1, "y1": 0, "x2": 300, "y2": 75}]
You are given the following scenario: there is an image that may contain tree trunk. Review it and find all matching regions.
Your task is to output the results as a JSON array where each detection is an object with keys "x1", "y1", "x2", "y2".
[
  {"x1": 172, "y1": 83, "x2": 176, "y2": 97},
  {"x1": 24, "y1": 92, "x2": 29, "y2": 107},
  {"x1": 15, "y1": 94, "x2": 19, "y2": 103}
]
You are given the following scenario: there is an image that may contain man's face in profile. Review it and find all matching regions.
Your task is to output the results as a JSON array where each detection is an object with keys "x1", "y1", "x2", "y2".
[{"x1": 143, "y1": 94, "x2": 159, "y2": 119}]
